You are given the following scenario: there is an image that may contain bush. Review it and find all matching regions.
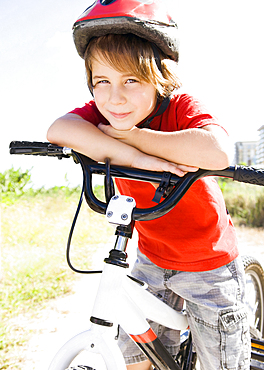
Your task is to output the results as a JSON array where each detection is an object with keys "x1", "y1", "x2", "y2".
[
  {"x1": 0, "y1": 168, "x2": 31, "y2": 202},
  {"x1": 249, "y1": 194, "x2": 264, "y2": 227},
  {"x1": 219, "y1": 179, "x2": 264, "y2": 228}
]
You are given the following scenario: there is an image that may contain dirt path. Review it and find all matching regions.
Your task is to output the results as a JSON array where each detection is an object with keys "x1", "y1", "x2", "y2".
[
  {"x1": 236, "y1": 225, "x2": 264, "y2": 265},
  {"x1": 16, "y1": 227, "x2": 264, "y2": 369}
]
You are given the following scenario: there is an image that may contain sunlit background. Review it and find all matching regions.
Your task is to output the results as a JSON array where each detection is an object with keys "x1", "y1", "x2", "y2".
[{"x1": 1, "y1": 0, "x2": 263, "y2": 188}]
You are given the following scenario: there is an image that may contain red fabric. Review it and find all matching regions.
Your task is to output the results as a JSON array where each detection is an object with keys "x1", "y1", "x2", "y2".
[{"x1": 70, "y1": 93, "x2": 238, "y2": 271}]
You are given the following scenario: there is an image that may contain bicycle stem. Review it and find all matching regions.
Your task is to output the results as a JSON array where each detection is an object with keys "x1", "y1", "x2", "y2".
[
  {"x1": 103, "y1": 225, "x2": 134, "y2": 269},
  {"x1": 114, "y1": 235, "x2": 129, "y2": 252}
]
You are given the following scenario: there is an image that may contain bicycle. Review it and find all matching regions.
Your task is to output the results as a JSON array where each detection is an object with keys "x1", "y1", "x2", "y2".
[{"x1": 9, "y1": 141, "x2": 264, "y2": 370}]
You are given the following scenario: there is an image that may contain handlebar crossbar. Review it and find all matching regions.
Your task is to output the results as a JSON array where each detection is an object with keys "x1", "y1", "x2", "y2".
[{"x1": 9, "y1": 141, "x2": 264, "y2": 222}]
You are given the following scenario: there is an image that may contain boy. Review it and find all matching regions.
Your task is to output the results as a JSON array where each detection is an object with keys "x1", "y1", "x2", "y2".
[{"x1": 47, "y1": 1, "x2": 250, "y2": 369}]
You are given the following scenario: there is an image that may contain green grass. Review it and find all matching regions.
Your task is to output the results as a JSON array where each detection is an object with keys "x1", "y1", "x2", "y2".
[{"x1": 0, "y1": 186, "x2": 113, "y2": 369}]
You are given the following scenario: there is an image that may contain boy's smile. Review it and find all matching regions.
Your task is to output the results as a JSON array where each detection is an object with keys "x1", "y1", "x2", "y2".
[{"x1": 91, "y1": 52, "x2": 157, "y2": 130}]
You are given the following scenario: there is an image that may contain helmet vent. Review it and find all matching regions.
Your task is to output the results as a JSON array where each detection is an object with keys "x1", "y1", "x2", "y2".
[{"x1": 100, "y1": 0, "x2": 117, "y2": 5}]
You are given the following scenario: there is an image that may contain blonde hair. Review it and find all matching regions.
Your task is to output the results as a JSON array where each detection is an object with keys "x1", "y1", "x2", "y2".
[{"x1": 84, "y1": 33, "x2": 181, "y2": 98}]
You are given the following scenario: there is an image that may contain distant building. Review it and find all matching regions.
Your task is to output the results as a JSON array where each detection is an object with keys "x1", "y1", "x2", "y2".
[
  {"x1": 235, "y1": 141, "x2": 257, "y2": 166},
  {"x1": 257, "y1": 125, "x2": 264, "y2": 166}
]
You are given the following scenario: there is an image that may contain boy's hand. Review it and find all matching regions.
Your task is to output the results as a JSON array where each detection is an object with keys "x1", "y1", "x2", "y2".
[
  {"x1": 98, "y1": 123, "x2": 135, "y2": 143},
  {"x1": 132, "y1": 154, "x2": 195, "y2": 177}
]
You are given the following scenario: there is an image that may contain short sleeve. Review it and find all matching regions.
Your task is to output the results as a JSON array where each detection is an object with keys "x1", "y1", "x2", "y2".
[
  {"x1": 174, "y1": 94, "x2": 219, "y2": 130},
  {"x1": 69, "y1": 101, "x2": 108, "y2": 127}
]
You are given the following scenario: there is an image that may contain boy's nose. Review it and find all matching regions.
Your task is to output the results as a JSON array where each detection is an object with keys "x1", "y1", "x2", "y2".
[{"x1": 109, "y1": 86, "x2": 126, "y2": 105}]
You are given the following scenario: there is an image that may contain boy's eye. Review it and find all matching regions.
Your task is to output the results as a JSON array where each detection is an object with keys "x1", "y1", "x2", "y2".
[
  {"x1": 126, "y1": 78, "x2": 139, "y2": 84},
  {"x1": 93, "y1": 80, "x2": 110, "y2": 88},
  {"x1": 97, "y1": 80, "x2": 109, "y2": 84}
]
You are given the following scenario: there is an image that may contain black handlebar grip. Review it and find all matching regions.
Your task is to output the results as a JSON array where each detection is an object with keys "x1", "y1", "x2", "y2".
[
  {"x1": 9, "y1": 141, "x2": 70, "y2": 158},
  {"x1": 234, "y1": 165, "x2": 264, "y2": 186},
  {"x1": 9, "y1": 141, "x2": 50, "y2": 155}
]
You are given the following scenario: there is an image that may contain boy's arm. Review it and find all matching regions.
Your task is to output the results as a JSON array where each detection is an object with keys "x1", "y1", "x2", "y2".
[
  {"x1": 98, "y1": 124, "x2": 232, "y2": 170},
  {"x1": 47, "y1": 114, "x2": 196, "y2": 176}
]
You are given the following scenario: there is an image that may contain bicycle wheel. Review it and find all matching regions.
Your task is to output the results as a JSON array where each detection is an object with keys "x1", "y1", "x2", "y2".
[{"x1": 242, "y1": 255, "x2": 264, "y2": 339}]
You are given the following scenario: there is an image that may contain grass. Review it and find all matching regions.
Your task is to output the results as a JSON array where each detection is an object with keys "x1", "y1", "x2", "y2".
[{"x1": 0, "y1": 186, "x2": 113, "y2": 369}]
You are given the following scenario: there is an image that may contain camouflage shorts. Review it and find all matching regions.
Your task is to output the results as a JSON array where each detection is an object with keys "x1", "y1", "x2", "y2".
[{"x1": 118, "y1": 249, "x2": 250, "y2": 370}]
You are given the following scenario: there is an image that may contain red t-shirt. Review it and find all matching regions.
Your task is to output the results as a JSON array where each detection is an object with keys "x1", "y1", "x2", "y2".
[{"x1": 70, "y1": 93, "x2": 238, "y2": 272}]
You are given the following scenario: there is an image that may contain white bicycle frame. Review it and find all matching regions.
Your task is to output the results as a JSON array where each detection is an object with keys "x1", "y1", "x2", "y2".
[{"x1": 48, "y1": 195, "x2": 188, "y2": 370}]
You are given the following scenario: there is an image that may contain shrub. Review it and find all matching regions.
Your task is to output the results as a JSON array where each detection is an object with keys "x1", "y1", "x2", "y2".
[
  {"x1": 249, "y1": 194, "x2": 264, "y2": 227},
  {"x1": 219, "y1": 179, "x2": 264, "y2": 228},
  {"x1": 0, "y1": 168, "x2": 31, "y2": 202}
]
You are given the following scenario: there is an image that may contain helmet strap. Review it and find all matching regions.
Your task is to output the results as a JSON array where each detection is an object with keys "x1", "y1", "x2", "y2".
[
  {"x1": 138, "y1": 96, "x2": 171, "y2": 129},
  {"x1": 138, "y1": 44, "x2": 171, "y2": 128},
  {"x1": 151, "y1": 43, "x2": 162, "y2": 72}
]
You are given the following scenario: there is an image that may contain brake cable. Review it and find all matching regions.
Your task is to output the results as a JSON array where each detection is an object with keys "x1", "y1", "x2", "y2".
[{"x1": 66, "y1": 178, "x2": 102, "y2": 274}]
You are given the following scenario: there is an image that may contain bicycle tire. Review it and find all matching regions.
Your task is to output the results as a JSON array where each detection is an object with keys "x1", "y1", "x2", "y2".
[
  {"x1": 63, "y1": 355, "x2": 108, "y2": 370},
  {"x1": 242, "y1": 255, "x2": 264, "y2": 339},
  {"x1": 66, "y1": 366, "x2": 95, "y2": 370},
  {"x1": 63, "y1": 353, "x2": 108, "y2": 370}
]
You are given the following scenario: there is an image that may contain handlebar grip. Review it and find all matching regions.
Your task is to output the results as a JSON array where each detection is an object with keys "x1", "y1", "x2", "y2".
[
  {"x1": 234, "y1": 165, "x2": 264, "y2": 186},
  {"x1": 9, "y1": 141, "x2": 71, "y2": 158}
]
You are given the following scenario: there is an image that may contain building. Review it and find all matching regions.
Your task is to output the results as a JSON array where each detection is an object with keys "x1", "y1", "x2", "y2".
[
  {"x1": 257, "y1": 125, "x2": 264, "y2": 166},
  {"x1": 234, "y1": 141, "x2": 258, "y2": 166}
]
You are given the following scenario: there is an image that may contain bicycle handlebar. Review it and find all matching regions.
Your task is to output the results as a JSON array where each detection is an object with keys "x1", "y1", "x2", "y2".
[{"x1": 9, "y1": 141, "x2": 264, "y2": 221}]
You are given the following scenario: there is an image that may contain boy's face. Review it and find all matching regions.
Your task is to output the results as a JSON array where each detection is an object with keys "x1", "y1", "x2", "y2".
[{"x1": 91, "y1": 52, "x2": 157, "y2": 130}]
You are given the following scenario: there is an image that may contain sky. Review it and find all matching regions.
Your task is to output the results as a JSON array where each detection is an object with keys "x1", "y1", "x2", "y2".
[{"x1": 1, "y1": 0, "x2": 264, "y2": 188}]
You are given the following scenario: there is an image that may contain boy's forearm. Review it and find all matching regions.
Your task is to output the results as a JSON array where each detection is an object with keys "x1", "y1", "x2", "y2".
[
  {"x1": 47, "y1": 114, "x2": 138, "y2": 166},
  {"x1": 121, "y1": 126, "x2": 232, "y2": 170}
]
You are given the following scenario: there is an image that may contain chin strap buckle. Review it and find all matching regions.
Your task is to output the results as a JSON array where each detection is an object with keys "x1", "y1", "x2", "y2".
[{"x1": 152, "y1": 172, "x2": 172, "y2": 203}]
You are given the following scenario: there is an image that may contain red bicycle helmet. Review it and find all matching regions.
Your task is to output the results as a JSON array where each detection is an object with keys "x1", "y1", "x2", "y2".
[{"x1": 73, "y1": 0, "x2": 179, "y2": 62}]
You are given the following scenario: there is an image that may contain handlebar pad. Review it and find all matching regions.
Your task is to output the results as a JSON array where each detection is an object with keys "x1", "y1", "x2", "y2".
[{"x1": 234, "y1": 165, "x2": 264, "y2": 186}]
